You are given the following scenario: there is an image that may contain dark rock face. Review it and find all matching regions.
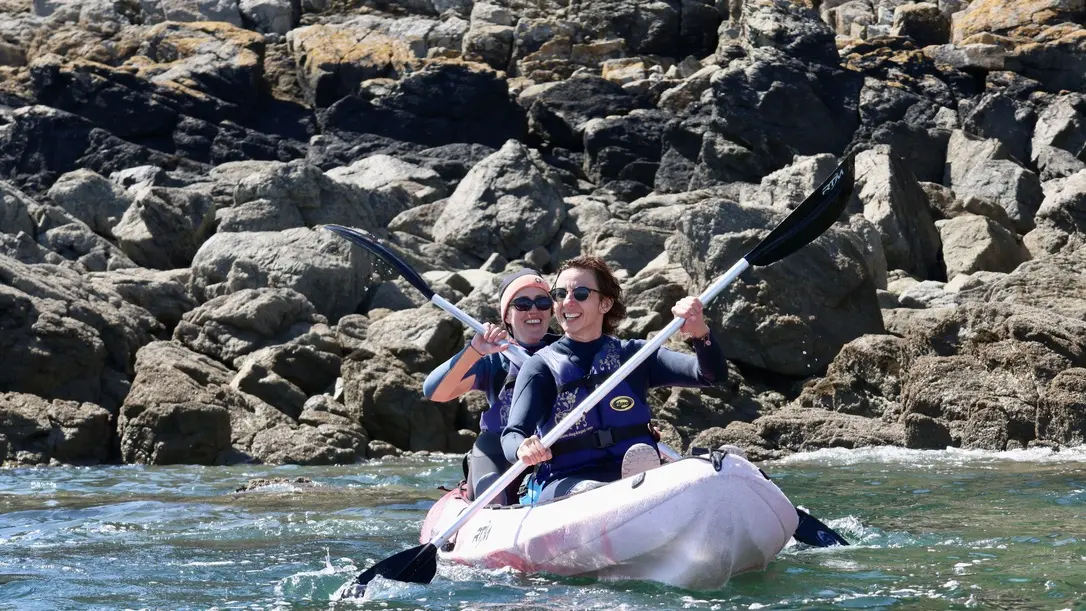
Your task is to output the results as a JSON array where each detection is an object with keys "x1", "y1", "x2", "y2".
[
  {"x1": 316, "y1": 64, "x2": 527, "y2": 155},
  {"x1": 699, "y1": 46, "x2": 863, "y2": 183},
  {"x1": 524, "y1": 75, "x2": 650, "y2": 150},
  {"x1": 0, "y1": 105, "x2": 202, "y2": 195}
]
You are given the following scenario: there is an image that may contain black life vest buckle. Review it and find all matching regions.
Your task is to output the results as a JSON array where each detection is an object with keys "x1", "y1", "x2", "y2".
[{"x1": 594, "y1": 428, "x2": 615, "y2": 449}]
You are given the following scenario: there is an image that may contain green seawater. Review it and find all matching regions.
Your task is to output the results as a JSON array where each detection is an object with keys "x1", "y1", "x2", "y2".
[{"x1": 2, "y1": 447, "x2": 1084, "y2": 610}]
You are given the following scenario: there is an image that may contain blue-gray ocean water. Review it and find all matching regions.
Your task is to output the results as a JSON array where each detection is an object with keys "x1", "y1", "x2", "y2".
[{"x1": 3, "y1": 447, "x2": 1084, "y2": 610}]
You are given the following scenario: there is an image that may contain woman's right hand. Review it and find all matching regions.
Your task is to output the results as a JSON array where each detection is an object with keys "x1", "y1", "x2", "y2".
[
  {"x1": 469, "y1": 322, "x2": 510, "y2": 356},
  {"x1": 516, "y1": 435, "x2": 552, "y2": 466}
]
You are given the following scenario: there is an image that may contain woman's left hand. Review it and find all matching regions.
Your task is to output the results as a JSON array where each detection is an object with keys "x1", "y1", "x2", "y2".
[{"x1": 672, "y1": 296, "x2": 710, "y2": 340}]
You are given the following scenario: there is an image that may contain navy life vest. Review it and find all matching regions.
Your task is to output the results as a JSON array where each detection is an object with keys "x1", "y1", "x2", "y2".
[
  {"x1": 478, "y1": 355, "x2": 519, "y2": 433},
  {"x1": 533, "y1": 337, "x2": 656, "y2": 486},
  {"x1": 478, "y1": 334, "x2": 559, "y2": 433}
]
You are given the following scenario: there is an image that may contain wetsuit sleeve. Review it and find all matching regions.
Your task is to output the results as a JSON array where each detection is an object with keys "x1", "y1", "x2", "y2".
[
  {"x1": 644, "y1": 331, "x2": 728, "y2": 388},
  {"x1": 501, "y1": 355, "x2": 558, "y2": 463},
  {"x1": 422, "y1": 347, "x2": 486, "y2": 399}
]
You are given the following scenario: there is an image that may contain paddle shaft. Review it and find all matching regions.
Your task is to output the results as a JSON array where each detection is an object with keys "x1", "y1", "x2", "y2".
[{"x1": 427, "y1": 257, "x2": 751, "y2": 549}]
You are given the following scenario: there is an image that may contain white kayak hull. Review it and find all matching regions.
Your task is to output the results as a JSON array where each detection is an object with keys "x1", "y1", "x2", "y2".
[{"x1": 420, "y1": 454, "x2": 799, "y2": 590}]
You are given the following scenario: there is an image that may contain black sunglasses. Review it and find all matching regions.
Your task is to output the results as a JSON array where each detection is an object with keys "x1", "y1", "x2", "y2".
[
  {"x1": 549, "y1": 286, "x2": 602, "y2": 302},
  {"x1": 511, "y1": 295, "x2": 554, "y2": 312}
]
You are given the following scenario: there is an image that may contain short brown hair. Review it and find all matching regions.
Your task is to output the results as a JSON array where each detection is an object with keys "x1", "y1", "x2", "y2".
[{"x1": 555, "y1": 255, "x2": 626, "y2": 334}]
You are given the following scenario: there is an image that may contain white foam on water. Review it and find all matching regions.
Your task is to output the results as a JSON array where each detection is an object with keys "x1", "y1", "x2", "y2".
[
  {"x1": 277, "y1": 547, "x2": 357, "y2": 602},
  {"x1": 770, "y1": 445, "x2": 1086, "y2": 467}
]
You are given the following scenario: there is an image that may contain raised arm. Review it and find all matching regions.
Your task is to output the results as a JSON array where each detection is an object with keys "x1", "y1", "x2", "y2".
[
  {"x1": 644, "y1": 296, "x2": 728, "y2": 388},
  {"x1": 423, "y1": 323, "x2": 508, "y2": 402}
]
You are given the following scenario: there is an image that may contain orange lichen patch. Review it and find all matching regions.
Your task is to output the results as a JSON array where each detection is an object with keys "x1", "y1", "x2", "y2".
[
  {"x1": 139, "y1": 21, "x2": 264, "y2": 66},
  {"x1": 40, "y1": 55, "x2": 218, "y2": 103},
  {"x1": 27, "y1": 25, "x2": 143, "y2": 66},
  {"x1": 843, "y1": 44, "x2": 934, "y2": 75},
  {"x1": 290, "y1": 24, "x2": 421, "y2": 81},
  {"x1": 1005, "y1": 22, "x2": 1086, "y2": 91},
  {"x1": 570, "y1": 38, "x2": 626, "y2": 64},
  {"x1": 1032, "y1": 21, "x2": 1086, "y2": 44},
  {"x1": 952, "y1": 0, "x2": 1085, "y2": 43},
  {"x1": 419, "y1": 55, "x2": 499, "y2": 75},
  {"x1": 0, "y1": 0, "x2": 32, "y2": 13},
  {"x1": 0, "y1": 65, "x2": 30, "y2": 98},
  {"x1": 959, "y1": 32, "x2": 1020, "y2": 47}
]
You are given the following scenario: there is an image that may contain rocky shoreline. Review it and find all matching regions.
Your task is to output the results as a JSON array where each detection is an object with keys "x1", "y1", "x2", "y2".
[{"x1": 0, "y1": 0, "x2": 1083, "y2": 466}]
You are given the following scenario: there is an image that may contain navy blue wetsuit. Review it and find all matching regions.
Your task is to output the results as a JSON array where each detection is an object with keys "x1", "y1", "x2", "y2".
[{"x1": 501, "y1": 333, "x2": 726, "y2": 502}]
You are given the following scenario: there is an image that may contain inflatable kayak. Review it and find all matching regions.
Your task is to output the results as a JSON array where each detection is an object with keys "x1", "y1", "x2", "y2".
[{"x1": 419, "y1": 452, "x2": 799, "y2": 590}]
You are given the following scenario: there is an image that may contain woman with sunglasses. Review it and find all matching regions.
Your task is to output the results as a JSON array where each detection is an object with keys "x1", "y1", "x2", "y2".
[
  {"x1": 423, "y1": 269, "x2": 560, "y2": 504},
  {"x1": 501, "y1": 255, "x2": 727, "y2": 503}
]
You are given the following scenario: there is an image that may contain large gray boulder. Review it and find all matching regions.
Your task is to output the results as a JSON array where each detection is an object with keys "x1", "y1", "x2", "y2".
[
  {"x1": 856, "y1": 147, "x2": 943, "y2": 279},
  {"x1": 780, "y1": 301, "x2": 1086, "y2": 452},
  {"x1": 0, "y1": 255, "x2": 160, "y2": 411},
  {"x1": 325, "y1": 154, "x2": 447, "y2": 227},
  {"x1": 1031, "y1": 93, "x2": 1086, "y2": 181},
  {"x1": 0, "y1": 181, "x2": 36, "y2": 237},
  {"x1": 118, "y1": 341, "x2": 239, "y2": 465},
  {"x1": 944, "y1": 130, "x2": 1043, "y2": 234},
  {"x1": 1023, "y1": 169, "x2": 1086, "y2": 257},
  {"x1": 113, "y1": 185, "x2": 217, "y2": 270},
  {"x1": 46, "y1": 169, "x2": 132, "y2": 239},
  {"x1": 189, "y1": 227, "x2": 371, "y2": 323},
  {"x1": 936, "y1": 215, "x2": 1029, "y2": 279},
  {"x1": 221, "y1": 161, "x2": 376, "y2": 233},
  {"x1": 121, "y1": 340, "x2": 363, "y2": 465},
  {"x1": 362, "y1": 307, "x2": 465, "y2": 372},
  {"x1": 897, "y1": 302, "x2": 1086, "y2": 450},
  {"x1": 956, "y1": 248, "x2": 1086, "y2": 322},
  {"x1": 583, "y1": 219, "x2": 671, "y2": 277},
  {"x1": 173, "y1": 287, "x2": 332, "y2": 368},
  {"x1": 432, "y1": 140, "x2": 566, "y2": 261},
  {"x1": 744, "y1": 153, "x2": 840, "y2": 209},
  {"x1": 340, "y1": 345, "x2": 463, "y2": 452},
  {"x1": 0, "y1": 392, "x2": 112, "y2": 465},
  {"x1": 87, "y1": 268, "x2": 197, "y2": 330}
]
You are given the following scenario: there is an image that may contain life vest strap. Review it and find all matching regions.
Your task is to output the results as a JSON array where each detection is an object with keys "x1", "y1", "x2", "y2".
[
  {"x1": 555, "y1": 371, "x2": 612, "y2": 394},
  {"x1": 550, "y1": 423, "x2": 654, "y2": 455}
]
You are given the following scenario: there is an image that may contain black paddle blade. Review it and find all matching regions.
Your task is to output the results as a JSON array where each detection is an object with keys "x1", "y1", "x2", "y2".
[
  {"x1": 794, "y1": 507, "x2": 850, "y2": 547},
  {"x1": 745, "y1": 151, "x2": 856, "y2": 267},
  {"x1": 345, "y1": 543, "x2": 438, "y2": 597},
  {"x1": 322, "y1": 224, "x2": 436, "y2": 300}
]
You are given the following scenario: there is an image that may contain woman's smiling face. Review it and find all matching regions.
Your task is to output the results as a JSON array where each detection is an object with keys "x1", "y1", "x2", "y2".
[
  {"x1": 551, "y1": 267, "x2": 611, "y2": 342},
  {"x1": 503, "y1": 286, "x2": 552, "y2": 346}
]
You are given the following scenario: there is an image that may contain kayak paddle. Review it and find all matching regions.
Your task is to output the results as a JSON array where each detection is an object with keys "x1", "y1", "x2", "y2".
[
  {"x1": 795, "y1": 506, "x2": 850, "y2": 546},
  {"x1": 326, "y1": 224, "x2": 847, "y2": 547},
  {"x1": 333, "y1": 150, "x2": 856, "y2": 596},
  {"x1": 321, "y1": 224, "x2": 533, "y2": 365}
]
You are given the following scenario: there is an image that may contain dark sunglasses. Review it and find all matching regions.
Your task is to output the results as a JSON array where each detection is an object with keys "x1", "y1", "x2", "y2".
[
  {"x1": 549, "y1": 286, "x2": 602, "y2": 302},
  {"x1": 511, "y1": 295, "x2": 554, "y2": 312}
]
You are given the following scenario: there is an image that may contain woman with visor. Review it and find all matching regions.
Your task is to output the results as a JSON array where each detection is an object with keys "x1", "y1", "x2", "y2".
[
  {"x1": 423, "y1": 269, "x2": 560, "y2": 504},
  {"x1": 501, "y1": 255, "x2": 728, "y2": 504}
]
